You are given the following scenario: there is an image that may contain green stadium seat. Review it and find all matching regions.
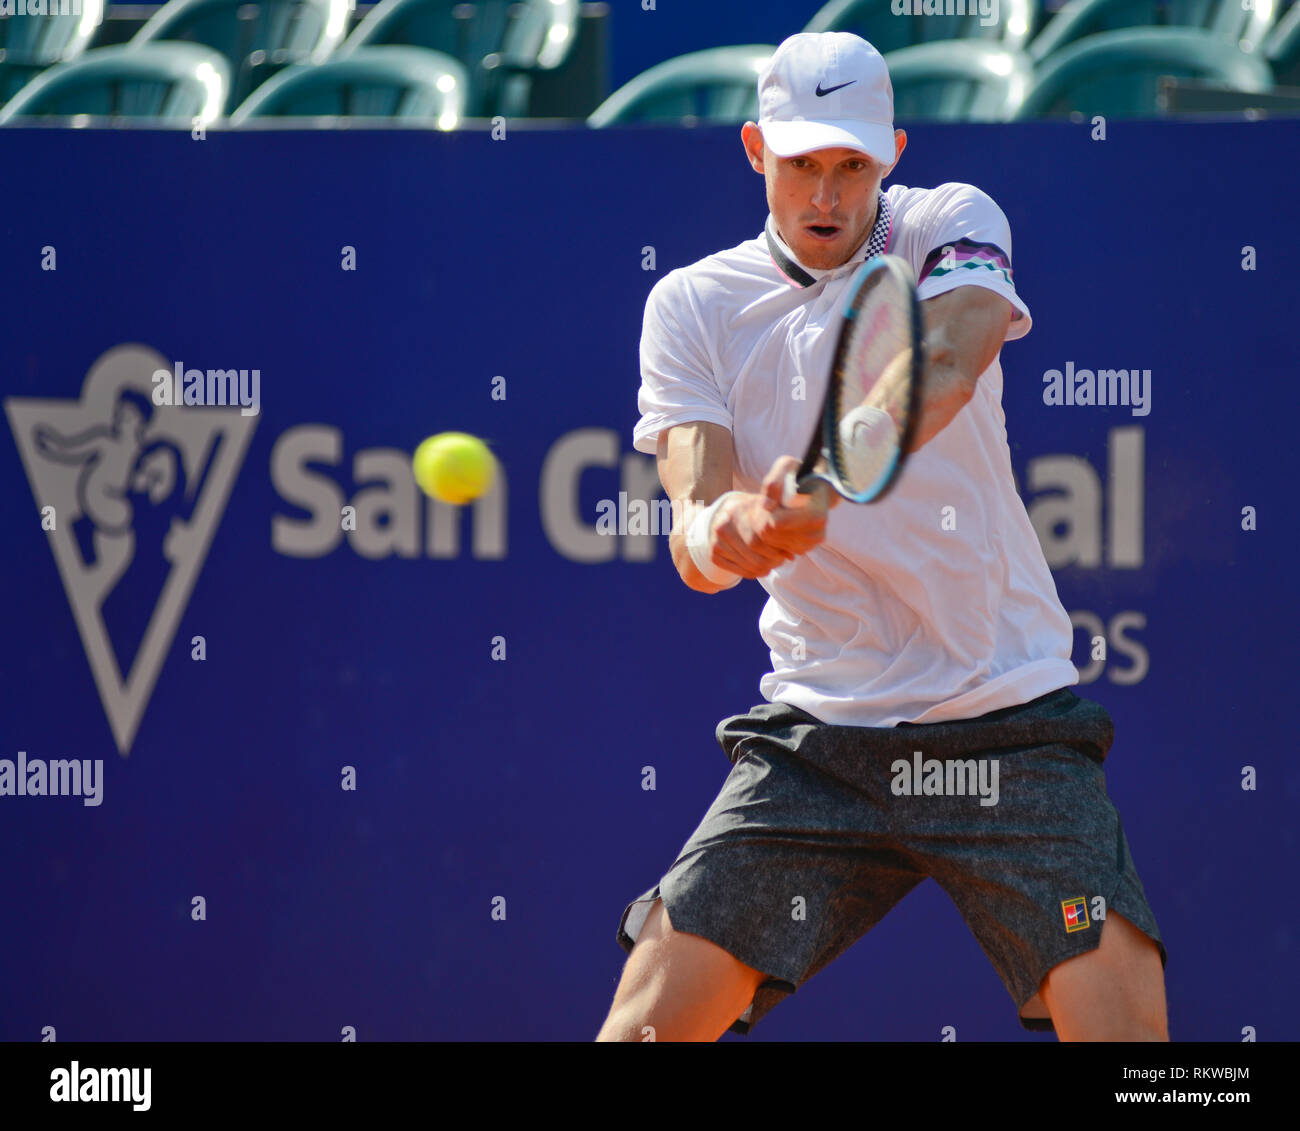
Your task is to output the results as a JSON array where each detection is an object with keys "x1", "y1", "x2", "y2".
[
  {"x1": 805, "y1": 0, "x2": 1038, "y2": 53},
  {"x1": 886, "y1": 40, "x2": 1032, "y2": 121},
  {"x1": 230, "y1": 45, "x2": 467, "y2": 124},
  {"x1": 1028, "y1": 0, "x2": 1277, "y2": 63},
  {"x1": 132, "y1": 0, "x2": 352, "y2": 113},
  {"x1": 1017, "y1": 26, "x2": 1274, "y2": 118},
  {"x1": 587, "y1": 44, "x2": 773, "y2": 127},
  {"x1": 0, "y1": 41, "x2": 229, "y2": 124},
  {"x1": 342, "y1": 0, "x2": 578, "y2": 117},
  {"x1": 1265, "y1": 3, "x2": 1300, "y2": 85},
  {"x1": 0, "y1": 0, "x2": 104, "y2": 104}
]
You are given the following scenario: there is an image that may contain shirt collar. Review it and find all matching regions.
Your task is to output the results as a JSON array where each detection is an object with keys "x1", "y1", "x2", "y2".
[{"x1": 764, "y1": 191, "x2": 893, "y2": 289}]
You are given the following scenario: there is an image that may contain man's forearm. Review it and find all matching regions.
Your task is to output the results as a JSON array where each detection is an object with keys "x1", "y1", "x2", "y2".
[
  {"x1": 906, "y1": 287, "x2": 1013, "y2": 452},
  {"x1": 905, "y1": 360, "x2": 976, "y2": 452}
]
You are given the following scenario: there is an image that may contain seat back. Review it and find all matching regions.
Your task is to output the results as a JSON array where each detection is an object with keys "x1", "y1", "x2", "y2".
[
  {"x1": 887, "y1": 41, "x2": 1032, "y2": 120},
  {"x1": 1265, "y1": 3, "x2": 1300, "y2": 85},
  {"x1": 588, "y1": 44, "x2": 773, "y2": 126},
  {"x1": 1029, "y1": 0, "x2": 1277, "y2": 62},
  {"x1": 344, "y1": 0, "x2": 576, "y2": 114},
  {"x1": 1019, "y1": 26, "x2": 1274, "y2": 118},
  {"x1": 0, "y1": 0, "x2": 105, "y2": 102},
  {"x1": 133, "y1": 0, "x2": 350, "y2": 110},
  {"x1": 230, "y1": 44, "x2": 467, "y2": 121},
  {"x1": 0, "y1": 42, "x2": 229, "y2": 123}
]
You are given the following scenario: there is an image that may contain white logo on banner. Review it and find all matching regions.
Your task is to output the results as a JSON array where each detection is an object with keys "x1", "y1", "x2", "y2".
[{"x1": 6, "y1": 344, "x2": 257, "y2": 756}]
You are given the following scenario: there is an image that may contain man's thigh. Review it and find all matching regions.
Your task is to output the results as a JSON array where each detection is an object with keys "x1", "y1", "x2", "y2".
[
  {"x1": 1038, "y1": 910, "x2": 1168, "y2": 1041},
  {"x1": 615, "y1": 739, "x2": 925, "y2": 1035},
  {"x1": 905, "y1": 740, "x2": 1167, "y2": 1034},
  {"x1": 597, "y1": 898, "x2": 769, "y2": 1042}
]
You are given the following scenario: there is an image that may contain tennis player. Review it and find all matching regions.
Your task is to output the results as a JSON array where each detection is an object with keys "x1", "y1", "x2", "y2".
[{"x1": 596, "y1": 31, "x2": 1168, "y2": 1042}]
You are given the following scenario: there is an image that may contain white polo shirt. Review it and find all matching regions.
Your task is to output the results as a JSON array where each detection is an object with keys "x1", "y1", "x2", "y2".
[{"x1": 633, "y1": 181, "x2": 1078, "y2": 727}]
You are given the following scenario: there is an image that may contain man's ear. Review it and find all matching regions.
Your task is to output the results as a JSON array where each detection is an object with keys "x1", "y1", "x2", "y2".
[
  {"x1": 882, "y1": 129, "x2": 907, "y2": 179},
  {"x1": 741, "y1": 122, "x2": 765, "y2": 173}
]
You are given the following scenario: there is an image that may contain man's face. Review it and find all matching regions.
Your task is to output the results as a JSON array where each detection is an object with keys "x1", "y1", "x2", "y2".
[
  {"x1": 114, "y1": 403, "x2": 145, "y2": 439},
  {"x1": 742, "y1": 124, "x2": 904, "y2": 271}
]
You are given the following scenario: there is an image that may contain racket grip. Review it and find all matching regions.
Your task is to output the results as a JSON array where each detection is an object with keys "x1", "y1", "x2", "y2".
[{"x1": 781, "y1": 470, "x2": 799, "y2": 508}]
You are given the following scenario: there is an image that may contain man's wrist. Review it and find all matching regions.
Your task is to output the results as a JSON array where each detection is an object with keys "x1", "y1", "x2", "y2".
[{"x1": 685, "y1": 491, "x2": 743, "y2": 587}]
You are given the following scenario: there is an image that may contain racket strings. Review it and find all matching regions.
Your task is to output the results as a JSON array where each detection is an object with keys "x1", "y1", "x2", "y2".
[{"x1": 831, "y1": 275, "x2": 914, "y2": 496}]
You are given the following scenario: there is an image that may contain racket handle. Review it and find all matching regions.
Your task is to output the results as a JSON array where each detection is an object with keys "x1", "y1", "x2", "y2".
[
  {"x1": 781, "y1": 470, "x2": 800, "y2": 508},
  {"x1": 783, "y1": 471, "x2": 819, "y2": 508}
]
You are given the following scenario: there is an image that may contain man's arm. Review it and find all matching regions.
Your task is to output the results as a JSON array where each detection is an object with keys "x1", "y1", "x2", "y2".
[
  {"x1": 906, "y1": 286, "x2": 1015, "y2": 452},
  {"x1": 658, "y1": 422, "x2": 832, "y2": 594},
  {"x1": 35, "y1": 425, "x2": 104, "y2": 463}
]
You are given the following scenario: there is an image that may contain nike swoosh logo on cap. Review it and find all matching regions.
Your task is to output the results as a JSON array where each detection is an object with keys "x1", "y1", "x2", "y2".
[{"x1": 815, "y1": 80, "x2": 857, "y2": 97}]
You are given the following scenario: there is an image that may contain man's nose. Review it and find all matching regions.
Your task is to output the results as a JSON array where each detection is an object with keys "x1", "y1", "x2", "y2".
[{"x1": 809, "y1": 174, "x2": 839, "y2": 211}]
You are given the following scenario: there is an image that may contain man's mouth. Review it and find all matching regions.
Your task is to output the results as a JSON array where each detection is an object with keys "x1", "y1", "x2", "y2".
[{"x1": 805, "y1": 224, "x2": 841, "y2": 241}]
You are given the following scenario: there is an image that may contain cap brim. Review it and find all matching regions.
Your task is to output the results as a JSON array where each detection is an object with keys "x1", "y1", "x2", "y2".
[{"x1": 760, "y1": 119, "x2": 895, "y2": 165}]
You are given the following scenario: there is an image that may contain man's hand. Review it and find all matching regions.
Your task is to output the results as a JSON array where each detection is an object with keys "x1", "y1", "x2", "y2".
[
  {"x1": 659, "y1": 423, "x2": 842, "y2": 592},
  {"x1": 760, "y1": 454, "x2": 842, "y2": 521},
  {"x1": 704, "y1": 456, "x2": 837, "y2": 580}
]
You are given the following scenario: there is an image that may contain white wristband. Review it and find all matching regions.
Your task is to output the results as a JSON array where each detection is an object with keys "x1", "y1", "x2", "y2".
[{"x1": 685, "y1": 492, "x2": 742, "y2": 588}]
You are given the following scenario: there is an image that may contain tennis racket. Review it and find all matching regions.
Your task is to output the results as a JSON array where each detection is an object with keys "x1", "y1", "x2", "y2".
[{"x1": 782, "y1": 254, "x2": 925, "y2": 507}]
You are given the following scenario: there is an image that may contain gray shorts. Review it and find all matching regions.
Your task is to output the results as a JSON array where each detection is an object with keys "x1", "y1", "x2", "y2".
[{"x1": 616, "y1": 688, "x2": 1166, "y2": 1035}]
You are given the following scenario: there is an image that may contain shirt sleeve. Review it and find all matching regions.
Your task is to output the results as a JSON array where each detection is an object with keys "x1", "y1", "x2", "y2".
[
  {"x1": 632, "y1": 272, "x2": 732, "y2": 455},
  {"x1": 908, "y1": 183, "x2": 1032, "y2": 341}
]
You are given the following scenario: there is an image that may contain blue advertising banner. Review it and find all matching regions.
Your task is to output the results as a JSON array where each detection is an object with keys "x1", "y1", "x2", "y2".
[{"x1": 0, "y1": 118, "x2": 1295, "y2": 1041}]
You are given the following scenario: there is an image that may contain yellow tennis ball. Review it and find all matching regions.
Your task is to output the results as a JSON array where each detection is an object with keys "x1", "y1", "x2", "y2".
[{"x1": 412, "y1": 432, "x2": 497, "y2": 504}]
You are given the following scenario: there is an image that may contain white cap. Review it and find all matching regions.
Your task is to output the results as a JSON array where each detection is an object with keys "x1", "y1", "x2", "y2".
[{"x1": 757, "y1": 32, "x2": 896, "y2": 165}]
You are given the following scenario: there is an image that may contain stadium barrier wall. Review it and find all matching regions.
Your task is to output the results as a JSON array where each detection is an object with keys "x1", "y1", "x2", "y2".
[{"x1": 0, "y1": 119, "x2": 1292, "y2": 1040}]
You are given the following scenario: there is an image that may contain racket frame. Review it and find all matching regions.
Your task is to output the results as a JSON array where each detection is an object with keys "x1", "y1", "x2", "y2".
[{"x1": 790, "y1": 254, "x2": 926, "y2": 505}]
